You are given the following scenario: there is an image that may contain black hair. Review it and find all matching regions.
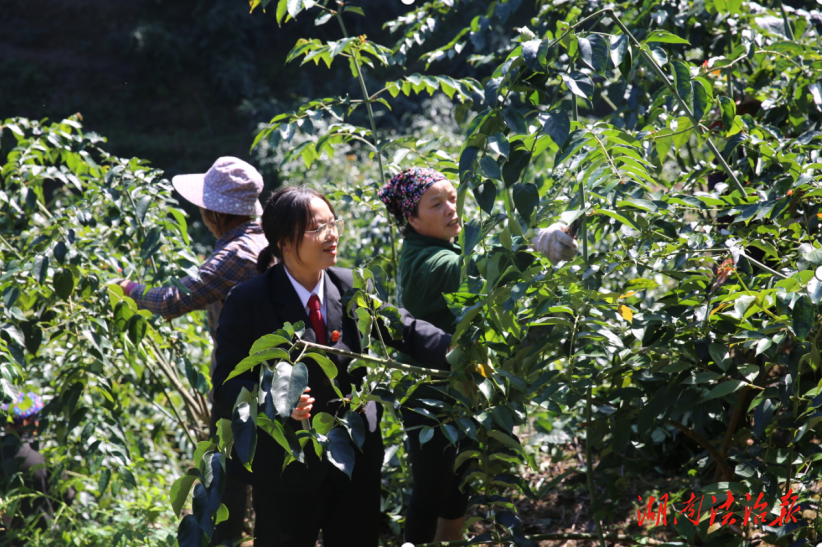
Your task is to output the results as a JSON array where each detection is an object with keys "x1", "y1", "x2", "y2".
[
  {"x1": 256, "y1": 186, "x2": 336, "y2": 274},
  {"x1": 396, "y1": 206, "x2": 419, "y2": 237},
  {"x1": 204, "y1": 210, "x2": 249, "y2": 235}
]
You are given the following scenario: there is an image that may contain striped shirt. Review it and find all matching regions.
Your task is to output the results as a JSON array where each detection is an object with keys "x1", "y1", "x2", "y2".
[{"x1": 129, "y1": 221, "x2": 268, "y2": 342}]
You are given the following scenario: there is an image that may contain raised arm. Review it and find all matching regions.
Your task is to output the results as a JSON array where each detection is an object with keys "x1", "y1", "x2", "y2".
[
  {"x1": 376, "y1": 308, "x2": 452, "y2": 371},
  {"x1": 128, "y1": 248, "x2": 250, "y2": 320}
]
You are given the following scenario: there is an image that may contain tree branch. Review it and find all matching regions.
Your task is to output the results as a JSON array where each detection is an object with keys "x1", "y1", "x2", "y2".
[
  {"x1": 665, "y1": 419, "x2": 733, "y2": 481},
  {"x1": 292, "y1": 340, "x2": 450, "y2": 377}
]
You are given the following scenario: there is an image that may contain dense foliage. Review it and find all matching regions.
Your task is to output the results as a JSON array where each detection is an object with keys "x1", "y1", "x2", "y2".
[
  {"x1": 0, "y1": 117, "x2": 214, "y2": 545},
  {"x1": 2, "y1": 0, "x2": 822, "y2": 546}
]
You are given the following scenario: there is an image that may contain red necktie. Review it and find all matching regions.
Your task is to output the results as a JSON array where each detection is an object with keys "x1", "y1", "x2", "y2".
[{"x1": 307, "y1": 294, "x2": 327, "y2": 345}]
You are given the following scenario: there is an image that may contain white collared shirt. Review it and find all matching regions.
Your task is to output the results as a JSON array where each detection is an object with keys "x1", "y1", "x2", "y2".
[{"x1": 284, "y1": 267, "x2": 327, "y2": 320}]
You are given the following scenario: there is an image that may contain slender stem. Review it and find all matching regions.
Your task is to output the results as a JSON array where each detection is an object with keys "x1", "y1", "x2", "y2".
[
  {"x1": 739, "y1": 249, "x2": 788, "y2": 279},
  {"x1": 665, "y1": 419, "x2": 733, "y2": 480},
  {"x1": 572, "y1": 100, "x2": 590, "y2": 285},
  {"x1": 369, "y1": 298, "x2": 396, "y2": 387},
  {"x1": 293, "y1": 340, "x2": 449, "y2": 377},
  {"x1": 334, "y1": 8, "x2": 397, "y2": 276},
  {"x1": 480, "y1": 430, "x2": 504, "y2": 545},
  {"x1": 0, "y1": 233, "x2": 23, "y2": 260},
  {"x1": 126, "y1": 191, "x2": 159, "y2": 276},
  {"x1": 111, "y1": 360, "x2": 196, "y2": 445},
  {"x1": 732, "y1": 270, "x2": 784, "y2": 323},
  {"x1": 147, "y1": 342, "x2": 209, "y2": 424},
  {"x1": 777, "y1": 0, "x2": 795, "y2": 41},
  {"x1": 606, "y1": 9, "x2": 746, "y2": 194},
  {"x1": 584, "y1": 385, "x2": 606, "y2": 547}
]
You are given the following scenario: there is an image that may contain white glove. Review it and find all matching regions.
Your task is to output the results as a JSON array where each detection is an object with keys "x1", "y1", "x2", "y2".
[{"x1": 533, "y1": 223, "x2": 579, "y2": 265}]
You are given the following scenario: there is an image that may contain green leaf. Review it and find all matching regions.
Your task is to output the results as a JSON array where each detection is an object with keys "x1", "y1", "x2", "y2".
[
  {"x1": 140, "y1": 227, "x2": 162, "y2": 261},
  {"x1": 127, "y1": 315, "x2": 148, "y2": 346},
  {"x1": 512, "y1": 183, "x2": 539, "y2": 223},
  {"x1": 215, "y1": 504, "x2": 229, "y2": 526},
  {"x1": 459, "y1": 146, "x2": 480, "y2": 183},
  {"x1": 487, "y1": 133, "x2": 510, "y2": 158},
  {"x1": 303, "y1": 352, "x2": 338, "y2": 379},
  {"x1": 487, "y1": 430, "x2": 524, "y2": 453},
  {"x1": 326, "y1": 428, "x2": 356, "y2": 478},
  {"x1": 480, "y1": 156, "x2": 502, "y2": 180},
  {"x1": 561, "y1": 71, "x2": 594, "y2": 99},
  {"x1": 609, "y1": 34, "x2": 629, "y2": 68},
  {"x1": 340, "y1": 410, "x2": 366, "y2": 450},
  {"x1": 462, "y1": 219, "x2": 482, "y2": 256},
  {"x1": 191, "y1": 483, "x2": 212, "y2": 536},
  {"x1": 113, "y1": 300, "x2": 134, "y2": 332},
  {"x1": 671, "y1": 61, "x2": 692, "y2": 104},
  {"x1": 540, "y1": 109, "x2": 571, "y2": 148},
  {"x1": 501, "y1": 148, "x2": 532, "y2": 188},
  {"x1": 135, "y1": 195, "x2": 152, "y2": 223},
  {"x1": 313, "y1": 412, "x2": 335, "y2": 435},
  {"x1": 177, "y1": 514, "x2": 205, "y2": 547},
  {"x1": 53, "y1": 241, "x2": 68, "y2": 264},
  {"x1": 287, "y1": 0, "x2": 302, "y2": 18},
  {"x1": 355, "y1": 307, "x2": 373, "y2": 349},
  {"x1": 555, "y1": 130, "x2": 589, "y2": 167},
  {"x1": 32, "y1": 255, "x2": 49, "y2": 285},
  {"x1": 704, "y1": 380, "x2": 746, "y2": 401},
  {"x1": 474, "y1": 180, "x2": 497, "y2": 215},
  {"x1": 314, "y1": 10, "x2": 333, "y2": 26},
  {"x1": 456, "y1": 417, "x2": 478, "y2": 441},
  {"x1": 489, "y1": 406, "x2": 514, "y2": 432},
  {"x1": 273, "y1": 361, "x2": 309, "y2": 418},
  {"x1": 119, "y1": 466, "x2": 137, "y2": 489},
  {"x1": 626, "y1": 278, "x2": 659, "y2": 290},
  {"x1": 98, "y1": 468, "x2": 112, "y2": 495},
  {"x1": 708, "y1": 343, "x2": 730, "y2": 371},
  {"x1": 718, "y1": 96, "x2": 736, "y2": 132},
  {"x1": 594, "y1": 208, "x2": 639, "y2": 230},
  {"x1": 231, "y1": 389, "x2": 258, "y2": 472},
  {"x1": 3, "y1": 287, "x2": 19, "y2": 308},
  {"x1": 53, "y1": 269, "x2": 75, "y2": 300},
  {"x1": 521, "y1": 39, "x2": 549, "y2": 72},
  {"x1": 276, "y1": 0, "x2": 289, "y2": 26},
  {"x1": 792, "y1": 295, "x2": 814, "y2": 341},
  {"x1": 419, "y1": 426, "x2": 434, "y2": 447},
  {"x1": 441, "y1": 424, "x2": 459, "y2": 445},
  {"x1": 225, "y1": 348, "x2": 290, "y2": 382},
  {"x1": 578, "y1": 34, "x2": 609, "y2": 73},
  {"x1": 257, "y1": 415, "x2": 303, "y2": 462},
  {"x1": 691, "y1": 79, "x2": 709, "y2": 121},
  {"x1": 249, "y1": 334, "x2": 290, "y2": 355},
  {"x1": 644, "y1": 30, "x2": 691, "y2": 45},
  {"x1": 343, "y1": 5, "x2": 364, "y2": 16},
  {"x1": 648, "y1": 44, "x2": 667, "y2": 66}
]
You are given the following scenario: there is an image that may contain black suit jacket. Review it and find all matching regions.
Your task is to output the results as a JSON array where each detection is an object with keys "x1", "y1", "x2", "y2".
[{"x1": 213, "y1": 264, "x2": 451, "y2": 421}]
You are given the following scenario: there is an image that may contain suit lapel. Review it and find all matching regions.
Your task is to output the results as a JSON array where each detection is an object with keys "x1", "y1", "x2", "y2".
[
  {"x1": 324, "y1": 272, "x2": 343, "y2": 344},
  {"x1": 267, "y1": 264, "x2": 312, "y2": 338}
]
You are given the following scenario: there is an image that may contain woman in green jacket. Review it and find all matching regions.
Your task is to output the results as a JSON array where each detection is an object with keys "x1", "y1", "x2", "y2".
[{"x1": 380, "y1": 168, "x2": 577, "y2": 543}]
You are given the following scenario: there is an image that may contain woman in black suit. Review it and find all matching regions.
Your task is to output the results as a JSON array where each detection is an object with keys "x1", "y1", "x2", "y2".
[{"x1": 212, "y1": 186, "x2": 452, "y2": 547}]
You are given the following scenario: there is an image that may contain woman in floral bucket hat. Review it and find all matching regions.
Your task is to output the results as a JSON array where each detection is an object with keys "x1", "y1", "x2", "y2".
[
  {"x1": 379, "y1": 167, "x2": 578, "y2": 543},
  {"x1": 117, "y1": 156, "x2": 268, "y2": 545}
]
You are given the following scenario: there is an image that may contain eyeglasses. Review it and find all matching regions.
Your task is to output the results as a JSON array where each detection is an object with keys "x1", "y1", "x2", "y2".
[{"x1": 304, "y1": 219, "x2": 345, "y2": 240}]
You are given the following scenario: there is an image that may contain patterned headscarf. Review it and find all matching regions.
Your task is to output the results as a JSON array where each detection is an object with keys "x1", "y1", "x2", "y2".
[
  {"x1": 378, "y1": 167, "x2": 448, "y2": 222},
  {"x1": 2, "y1": 391, "x2": 44, "y2": 423}
]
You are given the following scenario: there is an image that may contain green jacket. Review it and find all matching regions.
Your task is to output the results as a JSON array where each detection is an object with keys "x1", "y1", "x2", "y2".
[{"x1": 398, "y1": 231, "x2": 461, "y2": 335}]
